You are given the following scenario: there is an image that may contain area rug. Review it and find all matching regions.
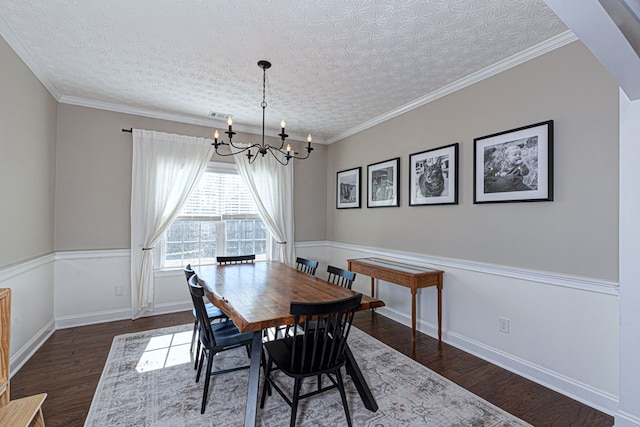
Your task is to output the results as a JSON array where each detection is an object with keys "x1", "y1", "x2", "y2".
[{"x1": 85, "y1": 324, "x2": 531, "y2": 427}]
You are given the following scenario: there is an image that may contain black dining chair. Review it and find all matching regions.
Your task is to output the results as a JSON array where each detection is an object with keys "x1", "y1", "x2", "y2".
[
  {"x1": 184, "y1": 264, "x2": 228, "y2": 370},
  {"x1": 216, "y1": 254, "x2": 256, "y2": 264},
  {"x1": 260, "y1": 293, "x2": 362, "y2": 427},
  {"x1": 326, "y1": 265, "x2": 356, "y2": 290},
  {"x1": 295, "y1": 257, "x2": 318, "y2": 276},
  {"x1": 188, "y1": 274, "x2": 253, "y2": 414}
]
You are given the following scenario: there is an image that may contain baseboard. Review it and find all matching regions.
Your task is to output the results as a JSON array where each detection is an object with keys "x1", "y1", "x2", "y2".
[
  {"x1": 9, "y1": 318, "x2": 55, "y2": 378},
  {"x1": 55, "y1": 301, "x2": 192, "y2": 330},
  {"x1": 615, "y1": 411, "x2": 640, "y2": 427}
]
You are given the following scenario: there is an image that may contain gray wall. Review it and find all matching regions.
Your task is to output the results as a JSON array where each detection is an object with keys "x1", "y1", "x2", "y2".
[
  {"x1": 0, "y1": 35, "x2": 57, "y2": 268},
  {"x1": 54, "y1": 104, "x2": 327, "y2": 252},
  {"x1": 327, "y1": 41, "x2": 619, "y2": 281}
]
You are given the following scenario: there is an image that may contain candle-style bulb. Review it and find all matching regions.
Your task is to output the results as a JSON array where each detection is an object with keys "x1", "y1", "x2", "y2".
[
  {"x1": 281, "y1": 119, "x2": 286, "y2": 129},
  {"x1": 286, "y1": 143, "x2": 291, "y2": 152},
  {"x1": 307, "y1": 134, "x2": 312, "y2": 143},
  {"x1": 214, "y1": 130, "x2": 219, "y2": 140},
  {"x1": 227, "y1": 117, "x2": 233, "y2": 126}
]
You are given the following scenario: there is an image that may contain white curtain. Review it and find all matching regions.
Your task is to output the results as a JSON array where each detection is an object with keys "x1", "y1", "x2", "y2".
[
  {"x1": 130, "y1": 129, "x2": 214, "y2": 319},
  {"x1": 232, "y1": 148, "x2": 295, "y2": 266}
]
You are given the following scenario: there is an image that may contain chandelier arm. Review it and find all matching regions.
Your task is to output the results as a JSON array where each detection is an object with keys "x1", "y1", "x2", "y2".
[
  {"x1": 228, "y1": 140, "x2": 259, "y2": 151},
  {"x1": 292, "y1": 151, "x2": 311, "y2": 160},
  {"x1": 213, "y1": 142, "x2": 260, "y2": 156},
  {"x1": 266, "y1": 147, "x2": 291, "y2": 166},
  {"x1": 293, "y1": 145, "x2": 314, "y2": 160},
  {"x1": 271, "y1": 144, "x2": 314, "y2": 160}
]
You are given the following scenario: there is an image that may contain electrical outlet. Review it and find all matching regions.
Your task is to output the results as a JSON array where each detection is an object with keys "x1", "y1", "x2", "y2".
[
  {"x1": 115, "y1": 286, "x2": 123, "y2": 296},
  {"x1": 498, "y1": 316, "x2": 510, "y2": 334}
]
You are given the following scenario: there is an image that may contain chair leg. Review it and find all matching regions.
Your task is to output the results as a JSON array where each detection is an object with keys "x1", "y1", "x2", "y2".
[
  {"x1": 191, "y1": 319, "x2": 198, "y2": 353},
  {"x1": 290, "y1": 378, "x2": 303, "y2": 427},
  {"x1": 196, "y1": 347, "x2": 205, "y2": 383},
  {"x1": 194, "y1": 338, "x2": 201, "y2": 370},
  {"x1": 335, "y1": 369, "x2": 352, "y2": 427},
  {"x1": 200, "y1": 351, "x2": 215, "y2": 414}
]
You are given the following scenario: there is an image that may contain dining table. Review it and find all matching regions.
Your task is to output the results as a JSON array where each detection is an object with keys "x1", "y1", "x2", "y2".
[{"x1": 197, "y1": 261, "x2": 385, "y2": 427}]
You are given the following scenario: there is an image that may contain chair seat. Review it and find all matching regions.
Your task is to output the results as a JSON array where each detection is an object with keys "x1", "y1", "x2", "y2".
[
  {"x1": 192, "y1": 302, "x2": 224, "y2": 320},
  {"x1": 211, "y1": 320, "x2": 254, "y2": 348},
  {"x1": 264, "y1": 334, "x2": 344, "y2": 377}
]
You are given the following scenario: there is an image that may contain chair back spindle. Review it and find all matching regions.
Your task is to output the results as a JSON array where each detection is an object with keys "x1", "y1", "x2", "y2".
[
  {"x1": 326, "y1": 265, "x2": 356, "y2": 289},
  {"x1": 296, "y1": 257, "x2": 319, "y2": 276}
]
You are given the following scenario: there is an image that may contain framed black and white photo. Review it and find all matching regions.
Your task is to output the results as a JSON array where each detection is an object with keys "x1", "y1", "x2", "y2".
[
  {"x1": 409, "y1": 143, "x2": 458, "y2": 206},
  {"x1": 367, "y1": 157, "x2": 400, "y2": 208},
  {"x1": 336, "y1": 167, "x2": 361, "y2": 209},
  {"x1": 474, "y1": 120, "x2": 553, "y2": 204}
]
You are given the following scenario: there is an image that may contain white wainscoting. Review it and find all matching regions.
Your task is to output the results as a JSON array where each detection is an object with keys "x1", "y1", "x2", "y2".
[
  {"x1": 0, "y1": 254, "x2": 56, "y2": 377},
  {"x1": 3, "y1": 243, "x2": 620, "y2": 415},
  {"x1": 54, "y1": 250, "x2": 191, "y2": 329},
  {"x1": 296, "y1": 240, "x2": 619, "y2": 416}
]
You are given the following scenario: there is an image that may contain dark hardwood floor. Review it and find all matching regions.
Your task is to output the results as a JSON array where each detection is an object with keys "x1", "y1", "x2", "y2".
[{"x1": 10, "y1": 311, "x2": 613, "y2": 427}]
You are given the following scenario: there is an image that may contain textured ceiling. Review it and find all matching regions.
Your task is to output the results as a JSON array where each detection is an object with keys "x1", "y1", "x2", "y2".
[{"x1": 0, "y1": 0, "x2": 569, "y2": 143}]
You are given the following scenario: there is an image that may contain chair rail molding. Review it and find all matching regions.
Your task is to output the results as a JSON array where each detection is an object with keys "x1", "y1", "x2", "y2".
[{"x1": 315, "y1": 240, "x2": 618, "y2": 296}]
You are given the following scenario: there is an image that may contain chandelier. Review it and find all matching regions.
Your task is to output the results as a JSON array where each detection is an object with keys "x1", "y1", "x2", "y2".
[{"x1": 212, "y1": 60, "x2": 313, "y2": 165}]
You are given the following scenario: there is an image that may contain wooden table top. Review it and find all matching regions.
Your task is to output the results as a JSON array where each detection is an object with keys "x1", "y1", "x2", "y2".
[{"x1": 197, "y1": 261, "x2": 385, "y2": 333}]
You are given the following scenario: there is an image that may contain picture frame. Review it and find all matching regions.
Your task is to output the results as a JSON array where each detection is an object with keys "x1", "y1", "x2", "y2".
[
  {"x1": 474, "y1": 120, "x2": 553, "y2": 204},
  {"x1": 409, "y1": 143, "x2": 459, "y2": 206},
  {"x1": 336, "y1": 167, "x2": 361, "y2": 209},
  {"x1": 367, "y1": 157, "x2": 400, "y2": 208}
]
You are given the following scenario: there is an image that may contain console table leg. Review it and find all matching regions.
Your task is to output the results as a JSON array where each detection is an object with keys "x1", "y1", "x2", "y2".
[
  {"x1": 437, "y1": 284, "x2": 442, "y2": 342},
  {"x1": 371, "y1": 278, "x2": 376, "y2": 318},
  {"x1": 411, "y1": 288, "x2": 417, "y2": 350}
]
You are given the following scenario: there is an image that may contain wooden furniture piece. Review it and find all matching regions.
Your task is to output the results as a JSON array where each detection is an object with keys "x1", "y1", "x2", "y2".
[
  {"x1": 327, "y1": 265, "x2": 356, "y2": 289},
  {"x1": 188, "y1": 275, "x2": 253, "y2": 414},
  {"x1": 295, "y1": 257, "x2": 318, "y2": 275},
  {"x1": 216, "y1": 254, "x2": 256, "y2": 264},
  {"x1": 260, "y1": 293, "x2": 362, "y2": 427},
  {"x1": 0, "y1": 288, "x2": 47, "y2": 427},
  {"x1": 197, "y1": 261, "x2": 384, "y2": 427},
  {"x1": 347, "y1": 257, "x2": 444, "y2": 348}
]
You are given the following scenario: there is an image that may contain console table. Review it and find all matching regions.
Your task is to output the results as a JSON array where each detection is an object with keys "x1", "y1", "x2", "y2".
[{"x1": 347, "y1": 257, "x2": 444, "y2": 348}]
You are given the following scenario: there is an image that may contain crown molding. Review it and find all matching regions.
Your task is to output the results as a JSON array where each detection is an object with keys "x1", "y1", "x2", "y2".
[
  {"x1": 326, "y1": 30, "x2": 579, "y2": 144},
  {"x1": 59, "y1": 95, "x2": 320, "y2": 144}
]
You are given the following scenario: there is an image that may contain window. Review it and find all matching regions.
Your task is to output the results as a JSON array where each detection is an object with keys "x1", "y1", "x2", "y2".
[{"x1": 162, "y1": 164, "x2": 268, "y2": 268}]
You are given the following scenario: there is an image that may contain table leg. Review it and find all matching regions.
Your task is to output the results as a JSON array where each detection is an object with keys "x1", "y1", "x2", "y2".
[
  {"x1": 370, "y1": 277, "x2": 376, "y2": 318},
  {"x1": 411, "y1": 288, "x2": 417, "y2": 350},
  {"x1": 244, "y1": 331, "x2": 262, "y2": 427},
  {"x1": 344, "y1": 344, "x2": 378, "y2": 411},
  {"x1": 437, "y1": 284, "x2": 442, "y2": 342}
]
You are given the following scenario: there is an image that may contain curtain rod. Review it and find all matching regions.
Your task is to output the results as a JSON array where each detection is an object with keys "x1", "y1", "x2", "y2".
[{"x1": 122, "y1": 128, "x2": 132, "y2": 133}]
